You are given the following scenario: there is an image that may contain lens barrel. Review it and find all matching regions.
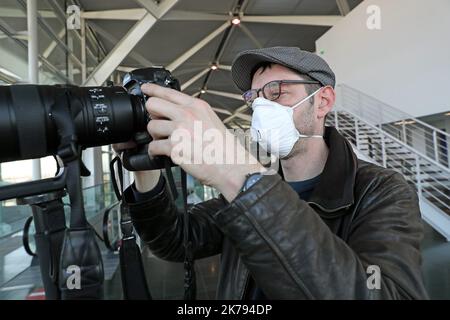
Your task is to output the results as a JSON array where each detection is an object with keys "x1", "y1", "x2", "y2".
[{"x1": 0, "y1": 85, "x2": 146, "y2": 163}]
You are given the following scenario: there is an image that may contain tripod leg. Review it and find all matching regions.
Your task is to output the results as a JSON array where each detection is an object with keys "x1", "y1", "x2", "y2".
[{"x1": 30, "y1": 198, "x2": 66, "y2": 300}]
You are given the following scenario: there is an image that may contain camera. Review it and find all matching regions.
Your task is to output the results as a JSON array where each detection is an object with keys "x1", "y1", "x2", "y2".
[
  {"x1": 0, "y1": 67, "x2": 181, "y2": 300},
  {"x1": 0, "y1": 66, "x2": 179, "y2": 169},
  {"x1": 121, "y1": 67, "x2": 180, "y2": 171}
]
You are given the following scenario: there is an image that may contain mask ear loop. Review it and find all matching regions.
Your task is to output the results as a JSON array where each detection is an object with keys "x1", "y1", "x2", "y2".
[
  {"x1": 292, "y1": 86, "x2": 325, "y2": 139},
  {"x1": 298, "y1": 133, "x2": 323, "y2": 138},
  {"x1": 291, "y1": 86, "x2": 323, "y2": 110}
]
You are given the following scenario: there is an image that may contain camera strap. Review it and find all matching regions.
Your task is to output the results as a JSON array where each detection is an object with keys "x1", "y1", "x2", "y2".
[
  {"x1": 51, "y1": 91, "x2": 104, "y2": 299},
  {"x1": 110, "y1": 156, "x2": 152, "y2": 300},
  {"x1": 164, "y1": 157, "x2": 178, "y2": 200},
  {"x1": 181, "y1": 169, "x2": 196, "y2": 300},
  {"x1": 110, "y1": 155, "x2": 196, "y2": 300}
]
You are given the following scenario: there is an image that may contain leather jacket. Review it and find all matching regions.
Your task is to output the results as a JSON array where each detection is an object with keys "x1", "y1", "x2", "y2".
[{"x1": 124, "y1": 126, "x2": 429, "y2": 299}]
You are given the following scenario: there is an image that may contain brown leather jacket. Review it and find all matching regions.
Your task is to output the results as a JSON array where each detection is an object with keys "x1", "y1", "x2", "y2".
[{"x1": 124, "y1": 126, "x2": 429, "y2": 299}]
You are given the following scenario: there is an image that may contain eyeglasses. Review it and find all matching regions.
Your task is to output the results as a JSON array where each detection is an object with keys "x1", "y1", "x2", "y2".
[{"x1": 242, "y1": 80, "x2": 320, "y2": 106}]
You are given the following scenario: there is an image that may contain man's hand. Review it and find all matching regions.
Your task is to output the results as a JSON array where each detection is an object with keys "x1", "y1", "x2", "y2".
[
  {"x1": 112, "y1": 141, "x2": 161, "y2": 193},
  {"x1": 141, "y1": 83, "x2": 264, "y2": 202}
]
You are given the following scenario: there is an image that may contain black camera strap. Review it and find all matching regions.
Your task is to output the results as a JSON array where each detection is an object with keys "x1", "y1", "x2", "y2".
[
  {"x1": 110, "y1": 156, "x2": 152, "y2": 300},
  {"x1": 110, "y1": 155, "x2": 196, "y2": 300},
  {"x1": 51, "y1": 91, "x2": 104, "y2": 299},
  {"x1": 164, "y1": 157, "x2": 178, "y2": 200},
  {"x1": 181, "y1": 169, "x2": 196, "y2": 300}
]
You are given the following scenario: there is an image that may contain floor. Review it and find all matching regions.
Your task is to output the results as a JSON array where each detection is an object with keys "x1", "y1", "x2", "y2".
[
  {"x1": 421, "y1": 222, "x2": 450, "y2": 299},
  {"x1": 0, "y1": 221, "x2": 449, "y2": 300},
  {"x1": 0, "y1": 245, "x2": 220, "y2": 300},
  {"x1": 134, "y1": 248, "x2": 219, "y2": 300}
]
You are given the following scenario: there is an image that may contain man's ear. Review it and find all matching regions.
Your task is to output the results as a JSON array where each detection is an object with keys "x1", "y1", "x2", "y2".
[{"x1": 316, "y1": 86, "x2": 335, "y2": 120}]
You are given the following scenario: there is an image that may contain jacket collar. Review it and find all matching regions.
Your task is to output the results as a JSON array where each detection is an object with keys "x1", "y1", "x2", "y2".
[{"x1": 279, "y1": 126, "x2": 358, "y2": 213}]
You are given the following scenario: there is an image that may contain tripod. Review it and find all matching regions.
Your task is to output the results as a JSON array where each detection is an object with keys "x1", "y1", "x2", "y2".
[{"x1": 17, "y1": 190, "x2": 67, "y2": 300}]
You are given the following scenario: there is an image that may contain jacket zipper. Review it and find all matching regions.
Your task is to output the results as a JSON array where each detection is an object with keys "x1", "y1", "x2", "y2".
[
  {"x1": 307, "y1": 201, "x2": 353, "y2": 217},
  {"x1": 240, "y1": 271, "x2": 250, "y2": 300}
]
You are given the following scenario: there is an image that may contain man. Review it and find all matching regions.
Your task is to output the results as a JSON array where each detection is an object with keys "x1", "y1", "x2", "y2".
[{"x1": 115, "y1": 47, "x2": 428, "y2": 299}]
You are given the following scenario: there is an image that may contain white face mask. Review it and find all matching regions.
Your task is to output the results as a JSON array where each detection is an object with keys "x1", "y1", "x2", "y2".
[{"x1": 250, "y1": 87, "x2": 323, "y2": 158}]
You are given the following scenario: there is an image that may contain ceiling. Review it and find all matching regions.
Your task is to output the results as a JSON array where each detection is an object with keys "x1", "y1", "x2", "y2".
[{"x1": 0, "y1": 0, "x2": 364, "y2": 127}]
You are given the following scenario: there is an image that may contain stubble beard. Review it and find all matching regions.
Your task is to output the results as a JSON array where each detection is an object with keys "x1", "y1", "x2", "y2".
[{"x1": 281, "y1": 105, "x2": 316, "y2": 160}]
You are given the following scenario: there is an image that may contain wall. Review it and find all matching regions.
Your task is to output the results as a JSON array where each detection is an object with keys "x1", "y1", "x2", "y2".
[
  {"x1": 426, "y1": 117, "x2": 450, "y2": 134},
  {"x1": 316, "y1": 0, "x2": 450, "y2": 118}
]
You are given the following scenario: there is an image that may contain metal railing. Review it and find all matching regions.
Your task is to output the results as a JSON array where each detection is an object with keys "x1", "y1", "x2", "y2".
[
  {"x1": 338, "y1": 84, "x2": 450, "y2": 168},
  {"x1": 327, "y1": 109, "x2": 450, "y2": 239}
]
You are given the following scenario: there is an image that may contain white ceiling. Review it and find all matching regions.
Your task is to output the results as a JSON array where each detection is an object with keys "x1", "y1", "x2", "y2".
[{"x1": 0, "y1": 0, "x2": 364, "y2": 126}]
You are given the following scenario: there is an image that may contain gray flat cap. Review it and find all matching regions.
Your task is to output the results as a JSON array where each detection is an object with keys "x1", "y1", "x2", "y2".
[{"x1": 231, "y1": 46, "x2": 336, "y2": 92}]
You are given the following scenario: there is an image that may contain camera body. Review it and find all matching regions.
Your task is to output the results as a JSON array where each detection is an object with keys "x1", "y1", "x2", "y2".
[
  {"x1": 121, "y1": 67, "x2": 180, "y2": 171},
  {"x1": 123, "y1": 66, "x2": 180, "y2": 97}
]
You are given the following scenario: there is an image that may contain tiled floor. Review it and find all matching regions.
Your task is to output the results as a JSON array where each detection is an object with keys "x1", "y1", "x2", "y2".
[
  {"x1": 0, "y1": 236, "x2": 33, "y2": 288},
  {"x1": 0, "y1": 243, "x2": 220, "y2": 300},
  {"x1": 421, "y1": 222, "x2": 450, "y2": 299},
  {"x1": 0, "y1": 248, "x2": 121, "y2": 299}
]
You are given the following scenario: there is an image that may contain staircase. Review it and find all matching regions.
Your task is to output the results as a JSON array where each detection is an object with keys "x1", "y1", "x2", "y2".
[{"x1": 327, "y1": 85, "x2": 450, "y2": 240}]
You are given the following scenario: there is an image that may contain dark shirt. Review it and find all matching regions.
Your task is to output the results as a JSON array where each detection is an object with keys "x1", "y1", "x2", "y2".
[
  {"x1": 246, "y1": 174, "x2": 321, "y2": 300},
  {"x1": 287, "y1": 174, "x2": 322, "y2": 200},
  {"x1": 132, "y1": 174, "x2": 321, "y2": 300},
  {"x1": 131, "y1": 174, "x2": 165, "y2": 202}
]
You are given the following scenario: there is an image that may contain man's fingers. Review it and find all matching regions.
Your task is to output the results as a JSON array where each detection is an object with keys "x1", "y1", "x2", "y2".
[
  {"x1": 141, "y1": 83, "x2": 194, "y2": 106},
  {"x1": 148, "y1": 139, "x2": 171, "y2": 157},
  {"x1": 146, "y1": 96, "x2": 182, "y2": 120},
  {"x1": 147, "y1": 120, "x2": 176, "y2": 140}
]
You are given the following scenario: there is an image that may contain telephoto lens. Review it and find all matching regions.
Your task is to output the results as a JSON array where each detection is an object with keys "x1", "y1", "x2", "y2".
[{"x1": 0, "y1": 84, "x2": 147, "y2": 163}]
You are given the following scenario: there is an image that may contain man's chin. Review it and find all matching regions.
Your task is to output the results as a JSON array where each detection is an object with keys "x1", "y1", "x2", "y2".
[{"x1": 280, "y1": 140, "x2": 306, "y2": 160}]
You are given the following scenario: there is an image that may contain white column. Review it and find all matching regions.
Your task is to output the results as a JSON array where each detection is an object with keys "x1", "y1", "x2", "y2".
[
  {"x1": 27, "y1": 0, "x2": 38, "y2": 83},
  {"x1": 67, "y1": 32, "x2": 74, "y2": 81},
  {"x1": 27, "y1": 0, "x2": 41, "y2": 180},
  {"x1": 123, "y1": 169, "x2": 132, "y2": 190},
  {"x1": 83, "y1": 147, "x2": 104, "y2": 188},
  {"x1": 115, "y1": 72, "x2": 121, "y2": 85},
  {"x1": 80, "y1": 17, "x2": 86, "y2": 83}
]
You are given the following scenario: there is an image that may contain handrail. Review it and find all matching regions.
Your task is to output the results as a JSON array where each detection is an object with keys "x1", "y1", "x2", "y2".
[
  {"x1": 102, "y1": 201, "x2": 120, "y2": 252},
  {"x1": 329, "y1": 109, "x2": 450, "y2": 227},
  {"x1": 81, "y1": 182, "x2": 113, "y2": 191},
  {"x1": 338, "y1": 84, "x2": 450, "y2": 138},
  {"x1": 337, "y1": 110, "x2": 450, "y2": 174},
  {"x1": 337, "y1": 85, "x2": 450, "y2": 167}
]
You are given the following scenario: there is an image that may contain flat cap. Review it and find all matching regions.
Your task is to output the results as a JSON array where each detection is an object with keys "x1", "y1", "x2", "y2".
[{"x1": 231, "y1": 46, "x2": 336, "y2": 92}]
